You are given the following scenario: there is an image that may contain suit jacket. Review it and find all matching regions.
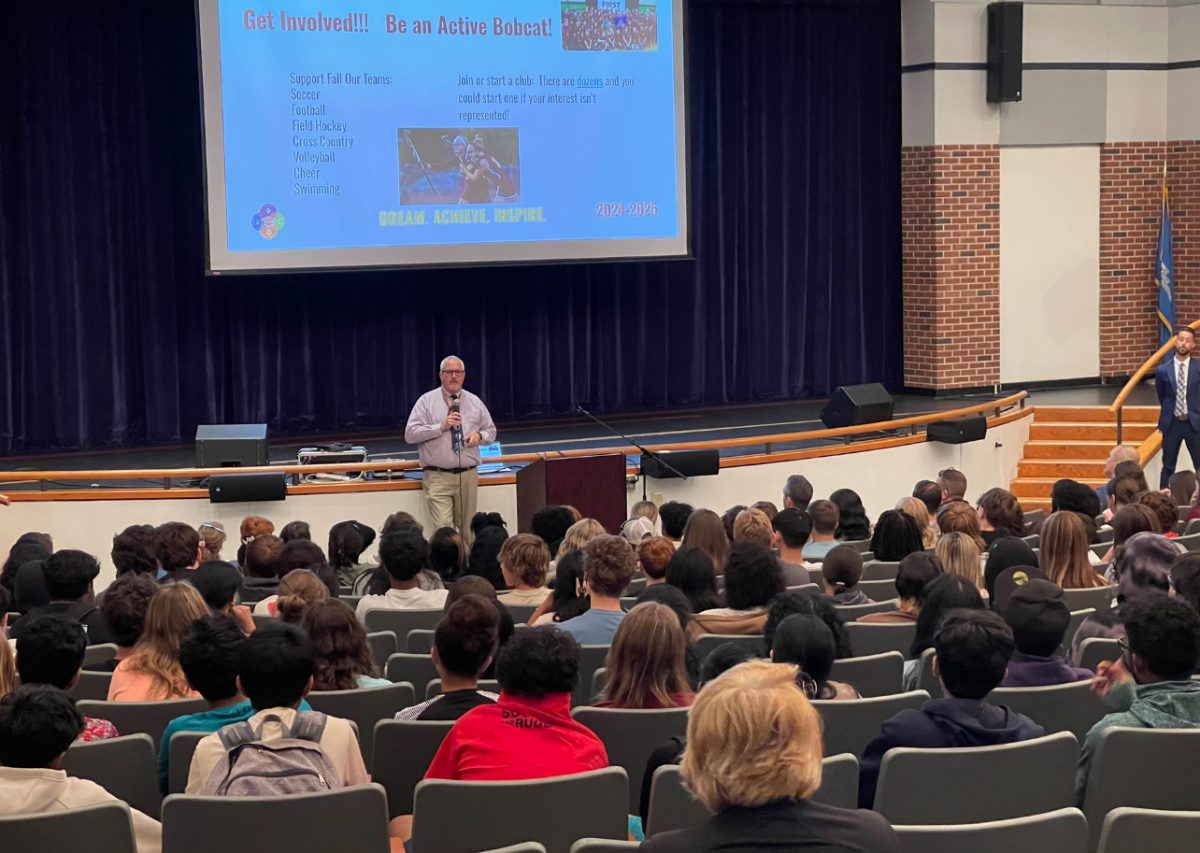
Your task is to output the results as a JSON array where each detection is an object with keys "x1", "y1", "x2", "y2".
[{"x1": 1156, "y1": 357, "x2": 1200, "y2": 433}]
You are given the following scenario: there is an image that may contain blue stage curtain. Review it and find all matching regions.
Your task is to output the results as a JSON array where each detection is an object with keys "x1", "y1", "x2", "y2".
[{"x1": 0, "y1": 0, "x2": 900, "y2": 453}]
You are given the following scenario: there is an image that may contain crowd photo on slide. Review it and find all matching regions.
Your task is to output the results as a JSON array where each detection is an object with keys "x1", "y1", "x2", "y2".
[{"x1": 562, "y1": 1, "x2": 659, "y2": 51}]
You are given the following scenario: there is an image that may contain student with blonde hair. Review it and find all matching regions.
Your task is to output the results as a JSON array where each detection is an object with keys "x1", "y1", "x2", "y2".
[
  {"x1": 896, "y1": 496, "x2": 937, "y2": 549},
  {"x1": 597, "y1": 603, "x2": 693, "y2": 709},
  {"x1": 497, "y1": 534, "x2": 552, "y2": 606},
  {"x1": 642, "y1": 660, "x2": 898, "y2": 852},
  {"x1": 934, "y1": 531, "x2": 983, "y2": 590},
  {"x1": 1040, "y1": 511, "x2": 1108, "y2": 589},
  {"x1": 108, "y1": 583, "x2": 208, "y2": 701},
  {"x1": 558, "y1": 517, "x2": 606, "y2": 556},
  {"x1": 197, "y1": 521, "x2": 227, "y2": 561}
]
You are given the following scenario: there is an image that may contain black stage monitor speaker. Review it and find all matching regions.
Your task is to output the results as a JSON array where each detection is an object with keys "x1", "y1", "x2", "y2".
[
  {"x1": 642, "y1": 449, "x2": 720, "y2": 479},
  {"x1": 209, "y1": 472, "x2": 288, "y2": 503},
  {"x1": 927, "y1": 415, "x2": 988, "y2": 445},
  {"x1": 195, "y1": 424, "x2": 269, "y2": 468},
  {"x1": 820, "y1": 384, "x2": 895, "y2": 429},
  {"x1": 987, "y1": 2, "x2": 1023, "y2": 103}
]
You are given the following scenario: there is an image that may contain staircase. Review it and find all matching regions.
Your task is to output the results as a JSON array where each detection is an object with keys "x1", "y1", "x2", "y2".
[{"x1": 1010, "y1": 405, "x2": 1160, "y2": 512}]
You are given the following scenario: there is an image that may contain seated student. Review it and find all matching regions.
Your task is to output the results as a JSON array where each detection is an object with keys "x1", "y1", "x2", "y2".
[
  {"x1": 801, "y1": 500, "x2": 841, "y2": 562},
  {"x1": 868, "y1": 510, "x2": 924, "y2": 564},
  {"x1": 641, "y1": 661, "x2": 899, "y2": 853},
  {"x1": 108, "y1": 584, "x2": 209, "y2": 702},
  {"x1": 635, "y1": 536, "x2": 675, "y2": 589},
  {"x1": 154, "y1": 522, "x2": 205, "y2": 585},
  {"x1": 763, "y1": 588, "x2": 854, "y2": 660},
  {"x1": 771, "y1": 613, "x2": 859, "y2": 700},
  {"x1": 236, "y1": 535, "x2": 285, "y2": 605},
  {"x1": 0, "y1": 686, "x2": 162, "y2": 853},
  {"x1": 85, "y1": 572, "x2": 157, "y2": 672},
  {"x1": 597, "y1": 602, "x2": 694, "y2": 709},
  {"x1": 185, "y1": 622, "x2": 368, "y2": 794},
  {"x1": 658, "y1": 501, "x2": 694, "y2": 547},
  {"x1": 395, "y1": 594, "x2": 501, "y2": 720},
  {"x1": 772, "y1": 509, "x2": 813, "y2": 586},
  {"x1": 255, "y1": 568, "x2": 328, "y2": 621},
  {"x1": 10, "y1": 550, "x2": 114, "y2": 645},
  {"x1": 110, "y1": 525, "x2": 159, "y2": 578},
  {"x1": 693, "y1": 541, "x2": 786, "y2": 636},
  {"x1": 732, "y1": 509, "x2": 774, "y2": 551},
  {"x1": 1077, "y1": 595, "x2": 1200, "y2": 803},
  {"x1": 301, "y1": 599, "x2": 391, "y2": 690},
  {"x1": 355, "y1": 529, "x2": 449, "y2": 620},
  {"x1": 556, "y1": 535, "x2": 638, "y2": 644},
  {"x1": 424, "y1": 626, "x2": 607, "y2": 780},
  {"x1": 859, "y1": 609, "x2": 1045, "y2": 807},
  {"x1": 15, "y1": 615, "x2": 118, "y2": 741},
  {"x1": 820, "y1": 545, "x2": 874, "y2": 605},
  {"x1": 1000, "y1": 578, "x2": 1093, "y2": 687},
  {"x1": 860, "y1": 552, "x2": 943, "y2": 624},
  {"x1": 157, "y1": 615, "x2": 314, "y2": 791},
  {"x1": 496, "y1": 534, "x2": 552, "y2": 606},
  {"x1": 188, "y1": 561, "x2": 256, "y2": 636}
]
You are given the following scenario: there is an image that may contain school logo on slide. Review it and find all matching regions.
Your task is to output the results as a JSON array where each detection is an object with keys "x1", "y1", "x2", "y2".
[{"x1": 251, "y1": 204, "x2": 286, "y2": 239}]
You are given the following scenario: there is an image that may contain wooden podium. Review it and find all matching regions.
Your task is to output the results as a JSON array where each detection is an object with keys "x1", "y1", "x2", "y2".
[{"x1": 516, "y1": 454, "x2": 628, "y2": 535}]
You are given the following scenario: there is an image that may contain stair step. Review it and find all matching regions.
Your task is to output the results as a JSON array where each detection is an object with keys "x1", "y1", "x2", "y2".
[
  {"x1": 1017, "y1": 459, "x2": 1108, "y2": 479},
  {"x1": 1020, "y1": 499, "x2": 1054, "y2": 513},
  {"x1": 1034, "y1": 405, "x2": 1158, "y2": 425},
  {"x1": 1023, "y1": 441, "x2": 1121, "y2": 460},
  {"x1": 1012, "y1": 477, "x2": 1106, "y2": 499},
  {"x1": 1029, "y1": 423, "x2": 1156, "y2": 442}
]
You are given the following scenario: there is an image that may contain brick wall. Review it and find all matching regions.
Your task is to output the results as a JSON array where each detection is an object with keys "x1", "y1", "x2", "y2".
[
  {"x1": 1174, "y1": 141, "x2": 1200, "y2": 329},
  {"x1": 902, "y1": 145, "x2": 1000, "y2": 390},
  {"x1": 1099, "y1": 143, "x2": 1167, "y2": 377}
]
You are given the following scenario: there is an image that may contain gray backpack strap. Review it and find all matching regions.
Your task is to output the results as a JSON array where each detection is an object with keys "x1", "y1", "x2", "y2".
[
  {"x1": 288, "y1": 711, "x2": 329, "y2": 744},
  {"x1": 217, "y1": 721, "x2": 259, "y2": 752}
]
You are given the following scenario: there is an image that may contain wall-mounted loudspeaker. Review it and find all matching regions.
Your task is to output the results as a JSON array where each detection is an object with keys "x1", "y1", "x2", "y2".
[
  {"x1": 927, "y1": 415, "x2": 988, "y2": 445},
  {"x1": 987, "y1": 2, "x2": 1023, "y2": 103}
]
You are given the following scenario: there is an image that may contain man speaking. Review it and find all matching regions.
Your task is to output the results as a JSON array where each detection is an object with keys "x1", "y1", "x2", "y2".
[
  {"x1": 405, "y1": 355, "x2": 497, "y2": 541},
  {"x1": 1156, "y1": 326, "x2": 1200, "y2": 488}
]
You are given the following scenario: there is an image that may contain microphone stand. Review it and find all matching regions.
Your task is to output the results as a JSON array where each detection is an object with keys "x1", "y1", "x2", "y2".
[{"x1": 574, "y1": 404, "x2": 688, "y2": 501}]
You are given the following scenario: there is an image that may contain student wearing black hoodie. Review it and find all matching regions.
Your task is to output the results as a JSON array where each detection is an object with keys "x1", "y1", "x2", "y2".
[{"x1": 858, "y1": 608, "x2": 1045, "y2": 807}]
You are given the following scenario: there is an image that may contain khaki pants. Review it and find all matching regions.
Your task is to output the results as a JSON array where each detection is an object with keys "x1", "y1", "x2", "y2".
[{"x1": 422, "y1": 468, "x2": 479, "y2": 544}]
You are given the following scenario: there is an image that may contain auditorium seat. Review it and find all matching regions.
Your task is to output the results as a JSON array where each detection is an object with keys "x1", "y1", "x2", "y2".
[
  {"x1": 836, "y1": 599, "x2": 900, "y2": 620},
  {"x1": 0, "y1": 802, "x2": 137, "y2": 853},
  {"x1": 645, "y1": 754, "x2": 861, "y2": 837},
  {"x1": 162, "y1": 784, "x2": 391, "y2": 853},
  {"x1": 812, "y1": 691, "x2": 929, "y2": 758},
  {"x1": 691, "y1": 634, "x2": 763, "y2": 661},
  {"x1": 1061, "y1": 586, "x2": 1116, "y2": 613},
  {"x1": 411, "y1": 768, "x2": 628, "y2": 853},
  {"x1": 572, "y1": 706, "x2": 689, "y2": 812},
  {"x1": 62, "y1": 734, "x2": 160, "y2": 818},
  {"x1": 988, "y1": 680, "x2": 1106, "y2": 741},
  {"x1": 1059, "y1": 609, "x2": 1095, "y2": 657},
  {"x1": 362, "y1": 608, "x2": 444, "y2": 637},
  {"x1": 1022, "y1": 534, "x2": 1041, "y2": 549},
  {"x1": 1077, "y1": 638, "x2": 1122, "y2": 672},
  {"x1": 1182, "y1": 518, "x2": 1200, "y2": 537},
  {"x1": 251, "y1": 614, "x2": 274, "y2": 630},
  {"x1": 69, "y1": 670, "x2": 114, "y2": 701},
  {"x1": 76, "y1": 698, "x2": 207, "y2": 751},
  {"x1": 371, "y1": 719, "x2": 455, "y2": 817},
  {"x1": 892, "y1": 807, "x2": 1087, "y2": 853},
  {"x1": 385, "y1": 652, "x2": 439, "y2": 690},
  {"x1": 425, "y1": 678, "x2": 499, "y2": 700},
  {"x1": 570, "y1": 842, "x2": 637, "y2": 853},
  {"x1": 860, "y1": 561, "x2": 901, "y2": 581},
  {"x1": 1174, "y1": 532, "x2": 1200, "y2": 553},
  {"x1": 844, "y1": 622, "x2": 917, "y2": 658},
  {"x1": 591, "y1": 667, "x2": 608, "y2": 700},
  {"x1": 503, "y1": 603, "x2": 538, "y2": 624},
  {"x1": 1081, "y1": 728, "x2": 1200, "y2": 851},
  {"x1": 914, "y1": 648, "x2": 941, "y2": 699},
  {"x1": 856, "y1": 578, "x2": 900, "y2": 601},
  {"x1": 306, "y1": 681, "x2": 415, "y2": 770},
  {"x1": 366, "y1": 630, "x2": 398, "y2": 665},
  {"x1": 573, "y1": 645, "x2": 612, "y2": 707},
  {"x1": 842, "y1": 539, "x2": 873, "y2": 553},
  {"x1": 828, "y1": 651, "x2": 904, "y2": 697},
  {"x1": 1097, "y1": 807, "x2": 1200, "y2": 853},
  {"x1": 404, "y1": 629, "x2": 434, "y2": 654},
  {"x1": 873, "y1": 732, "x2": 1078, "y2": 823},
  {"x1": 82, "y1": 643, "x2": 118, "y2": 668},
  {"x1": 167, "y1": 730, "x2": 208, "y2": 794}
]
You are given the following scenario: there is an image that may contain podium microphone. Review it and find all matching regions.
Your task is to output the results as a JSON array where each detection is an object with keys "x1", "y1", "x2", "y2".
[{"x1": 450, "y1": 394, "x2": 463, "y2": 453}]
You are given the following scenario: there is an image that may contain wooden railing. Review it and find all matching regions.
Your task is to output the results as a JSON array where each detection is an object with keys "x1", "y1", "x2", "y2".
[
  {"x1": 0, "y1": 391, "x2": 1030, "y2": 501},
  {"x1": 1109, "y1": 319, "x2": 1200, "y2": 445}
]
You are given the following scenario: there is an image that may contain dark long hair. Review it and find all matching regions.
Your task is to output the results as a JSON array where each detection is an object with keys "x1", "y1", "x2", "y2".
[
  {"x1": 831, "y1": 489, "x2": 871, "y2": 541},
  {"x1": 910, "y1": 574, "x2": 984, "y2": 658},
  {"x1": 301, "y1": 599, "x2": 380, "y2": 691},
  {"x1": 548, "y1": 549, "x2": 591, "y2": 623},
  {"x1": 664, "y1": 547, "x2": 721, "y2": 614}
]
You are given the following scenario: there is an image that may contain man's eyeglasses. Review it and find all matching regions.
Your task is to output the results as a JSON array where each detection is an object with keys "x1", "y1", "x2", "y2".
[{"x1": 440, "y1": 369, "x2": 465, "y2": 376}]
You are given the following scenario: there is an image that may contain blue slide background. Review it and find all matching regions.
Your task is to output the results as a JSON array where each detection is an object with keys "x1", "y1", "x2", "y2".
[{"x1": 216, "y1": 0, "x2": 681, "y2": 253}]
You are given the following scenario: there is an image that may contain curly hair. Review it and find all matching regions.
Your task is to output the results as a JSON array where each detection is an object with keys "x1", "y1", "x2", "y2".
[
  {"x1": 301, "y1": 599, "x2": 380, "y2": 691},
  {"x1": 496, "y1": 625, "x2": 580, "y2": 698}
]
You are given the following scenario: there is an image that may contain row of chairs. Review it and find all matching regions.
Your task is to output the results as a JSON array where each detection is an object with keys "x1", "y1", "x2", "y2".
[{"x1": 24, "y1": 744, "x2": 1200, "y2": 853}]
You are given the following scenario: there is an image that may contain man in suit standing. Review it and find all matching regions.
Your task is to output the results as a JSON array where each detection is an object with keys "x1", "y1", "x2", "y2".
[{"x1": 1156, "y1": 326, "x2": 1200, "y2": 488}]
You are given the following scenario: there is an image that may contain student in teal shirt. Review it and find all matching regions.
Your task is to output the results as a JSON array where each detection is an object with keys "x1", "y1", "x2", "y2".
[{"x1": 158, "y1": 614, "x2": 312, "y2": 791}]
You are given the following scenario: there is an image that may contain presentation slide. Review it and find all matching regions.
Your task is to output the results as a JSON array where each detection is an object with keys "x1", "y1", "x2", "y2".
[{"x1": 196, "y1": 0, "x2": 688, "y2": 272}]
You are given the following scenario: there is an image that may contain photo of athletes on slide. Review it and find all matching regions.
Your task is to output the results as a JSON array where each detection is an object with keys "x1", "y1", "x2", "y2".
[
  {"x1": 398, "y1": 128, "x2": 521, "y2": 205},
  {"x1": 562, "y1": 0, "x2": 658, "y2": 51}
]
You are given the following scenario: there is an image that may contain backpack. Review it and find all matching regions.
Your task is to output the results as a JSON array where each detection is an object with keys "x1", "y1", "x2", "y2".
[{"x1": 199, "y1": 711, "x2": 343, "y2": 796}]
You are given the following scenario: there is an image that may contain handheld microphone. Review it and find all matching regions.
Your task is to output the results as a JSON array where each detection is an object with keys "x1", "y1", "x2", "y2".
[{"x1": 450, "y1": 394, "x2": 463, "y2": 453}]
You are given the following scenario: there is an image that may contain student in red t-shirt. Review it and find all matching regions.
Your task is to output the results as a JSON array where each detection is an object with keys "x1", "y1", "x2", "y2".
[{"x1": 424, "y1": 625, "x2": 607, "y2": 780}]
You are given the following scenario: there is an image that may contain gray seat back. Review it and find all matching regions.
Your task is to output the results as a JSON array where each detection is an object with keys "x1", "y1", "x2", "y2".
[
  {"x1": 77, "y1": 698, "x2": 208, "y2": 751},
  {"x1": 892, "y1": 807, "x2": 1087, "y2": 853},
  {"x1": 1097, "y1": 807, "x2": 1200, "y2": 853},
  {"x1": 690, "y1": 633, "x2": 764, "y2": 661},
  {"x1": 362, "y1": 608, "x2": 445, "y2": 637},
  {"x1": 305, "y1": 681, "x2": 416, "y2": 770},
  {"x1": 572, "y1": 706, "x2": 689, "y2": 812},
  {"x1": 366, "y1": 630, "x2": 398, "y2": 665},
  {"x1": 836, "y1": 599, "x2": 901, "y2": 620},
  {"x1": 0, "y1": 802, "x2": 136, "y2": 853},
  {"x1": 62, "y1": 734, "x2": 161, "y2": 818},
  {"x1": 371, "y1": 719, "x2": 455, "y2": 817},
  {"x1": 167, "y1": 730, "x2": 209, "y2": 794},
  {"x1": 69, "y1": 670, "x2": 115, "y2": 701},
  {"x1": 845, "y1": 621, "x2": 917, "y2": 658},
  {"x1": 828, "y1": 651, "x2": 904, "y2": 698},
  {"x1": 573, "y1": 645, "x2": 612, "y2": 707},
  {"x1": 987, "y1": 680, "x2": 1107, "y2": 741},
  {"x1": 385, "y1": 652, "x2": 439, "y2": 689},
  {"x1": 812, "y1": 691, "x2": 929, "y2": 757}
]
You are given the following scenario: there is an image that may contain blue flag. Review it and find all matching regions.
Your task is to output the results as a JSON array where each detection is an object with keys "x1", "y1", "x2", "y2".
[{"x1": 1156, "y1": 168, "x2": 1175, "y2": 348}]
